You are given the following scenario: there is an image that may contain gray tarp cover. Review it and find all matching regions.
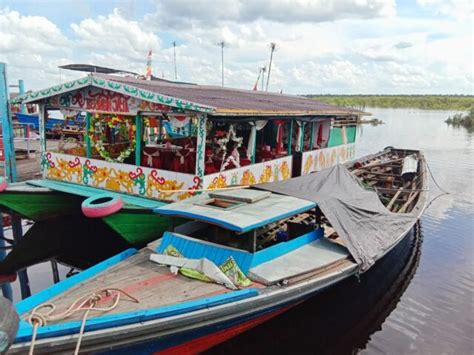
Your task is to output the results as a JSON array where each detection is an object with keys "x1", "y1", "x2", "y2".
[{"x1": 256, "y1": 165, "x2": 417, "y2": 272}]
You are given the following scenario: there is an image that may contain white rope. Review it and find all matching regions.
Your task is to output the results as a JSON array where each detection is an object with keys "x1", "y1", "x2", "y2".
[{"x1": 27, "y1": 288, "x2": 139, "y2": 355}]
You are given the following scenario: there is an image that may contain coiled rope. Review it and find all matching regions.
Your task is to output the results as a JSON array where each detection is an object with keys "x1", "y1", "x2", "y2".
[{"x1": 27, "y1": 288, "x2": 139, "y2": 355}]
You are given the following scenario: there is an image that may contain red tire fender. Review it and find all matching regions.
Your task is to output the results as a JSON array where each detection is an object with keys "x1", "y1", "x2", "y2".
[{"x1": 81, "y1": 194, "x2": 123, "y2": 218}]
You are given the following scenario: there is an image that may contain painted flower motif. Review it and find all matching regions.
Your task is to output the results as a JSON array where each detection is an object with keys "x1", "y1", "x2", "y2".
[
  {"x1": 280, "y1": 161, "x2": 290, "y2": 180},
  {"x1": 240, "y1": 170, "x2": 256, "y2": 185}
]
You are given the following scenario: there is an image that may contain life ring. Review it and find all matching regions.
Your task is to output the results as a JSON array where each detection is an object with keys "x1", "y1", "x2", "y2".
[
  {"x1": 0, "y1": 177, "x2": 7, "y2": 192},
  {"x1": 81, "y1": 194, "x2": 123, "y2": 218}
]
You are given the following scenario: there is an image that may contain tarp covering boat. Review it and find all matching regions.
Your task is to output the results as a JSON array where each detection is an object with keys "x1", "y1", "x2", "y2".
[{"x1": 256, "y1": 164, "x2": 418, "y2": 271}]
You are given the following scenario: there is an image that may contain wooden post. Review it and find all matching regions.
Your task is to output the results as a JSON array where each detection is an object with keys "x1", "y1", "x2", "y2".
[
  {"x1": 195, "y1": 114, "x2": 207, "y2": 186},
  {"x1": 287, "y1": 120, "x2": 293, "y2": 155},
  {"x1": 0, "y1": 63, "x2": 17, "y2": 182},
  {"x1": 85, "y1": 112, "x2": 92, "y2": 158},
  {"x1": 135, "y1": 113, "x2": 142, "y2": 166},
  {"x1": 309, "y1": 122, "x2": 314, "y2": 150}
]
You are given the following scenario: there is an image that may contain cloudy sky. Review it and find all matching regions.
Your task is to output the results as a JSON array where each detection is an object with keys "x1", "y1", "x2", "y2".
[{"x1": 0, "y1": 0, "x2": 472, "y2": 95}]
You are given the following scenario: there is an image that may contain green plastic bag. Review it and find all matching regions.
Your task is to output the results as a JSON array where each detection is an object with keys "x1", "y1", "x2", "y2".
[{"x1": 219, "y1": 256, "x2": 252, "y2": 287}]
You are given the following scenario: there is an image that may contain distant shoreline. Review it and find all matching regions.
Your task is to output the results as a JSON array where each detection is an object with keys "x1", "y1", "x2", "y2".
[{"x1": 305, "y1": 95, "x2": 474, "y2": 111}]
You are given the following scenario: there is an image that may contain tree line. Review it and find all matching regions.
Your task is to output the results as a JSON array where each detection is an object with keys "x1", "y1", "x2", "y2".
[{"x1": 305, "y1": 95, "x2": 474, "y2": 111}]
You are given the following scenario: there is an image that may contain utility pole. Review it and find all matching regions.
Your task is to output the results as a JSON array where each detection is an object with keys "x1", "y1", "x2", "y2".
[
  {"x1": 219, "y1": 41, "x2": 225, "y2": 87},
  {"x1": 266, "y1": 42, "x2": 276, "y2": 92},
  {"x1": 172, "y1": 41, "x2": 178, "y2": 80},
  {"x1": 261, "y1": 66, "x2": 266, "y2": 91}
]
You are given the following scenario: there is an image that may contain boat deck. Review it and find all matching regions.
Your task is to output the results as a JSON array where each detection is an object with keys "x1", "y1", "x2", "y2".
[{"x1": 26, "y1": 248, "x2": 252, "y2": 324}]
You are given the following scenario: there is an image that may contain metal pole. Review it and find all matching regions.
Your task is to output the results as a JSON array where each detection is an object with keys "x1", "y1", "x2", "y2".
[
  {"x1": 38, "y1": 104, "x2": 47, "y2": 155},
  {"x1": 173, "y1": 41, "x2": 178, "y2": 80},
  {"x1": 50, "y1": 260, "x2": 60, "y2": 284},
  {"x1": 220, "y1": 42, "x2": 225, "y2": 87},
  {"x1": 288, "y1": 120, "x2": 293, "y2": 155},
  {"x1": 0, "y1": 63, "x2": 17, "y2": 182},
  {"x1": 266, "y1": 43, "x2": 276, "y2": 92},
  {"x1": 18, "y1": 80, "x2": 26, "y2": 114},
  {"x1": 135, "y1": 113, "x2": 142, "y2": 166},
  {"x1": 85, "y1": 112, "x2": 92, "y2": 158},
  {"x1": 0, "y1": 217, "x2": 13, "y2": 300},
  {"x1": 11, "y1": 215, "x2": 31, "y2": 299},
  {"x1": 261, "y1": 67, "x2": 266, "y2": 91}
]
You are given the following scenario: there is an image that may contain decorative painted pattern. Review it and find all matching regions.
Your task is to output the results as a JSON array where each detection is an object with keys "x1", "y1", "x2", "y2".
[
  {"x1": 12, "y1": 74, "x2": 215, "y2": 114},
  {"x1": 43, "y1": 152, "x2": 200, "y2": 202},
  {"x1": 203, "y1": 156, "x2": 292, "y2": 190},
  {"x1": 300, "y1": 143, "x2": 356, "y2": 175}
]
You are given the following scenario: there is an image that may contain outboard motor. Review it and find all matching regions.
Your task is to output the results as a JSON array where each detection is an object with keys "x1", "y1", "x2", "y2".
[{"x1": 0, "y1": 296, "x2": 19, "y2": 354}]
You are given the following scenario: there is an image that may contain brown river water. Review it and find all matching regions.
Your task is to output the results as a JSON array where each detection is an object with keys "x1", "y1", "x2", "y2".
[{"x1": 5, "y1": 108, "x2": 474, "y2": 354}]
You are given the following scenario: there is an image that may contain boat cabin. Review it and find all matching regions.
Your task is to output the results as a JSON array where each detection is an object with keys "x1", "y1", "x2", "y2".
[
  {"x1": 12, "y1": 74, "x2": 361, "y2": 201},
  {"x1": 154, "y1": 188, "x2": 350, "y2": 285}
]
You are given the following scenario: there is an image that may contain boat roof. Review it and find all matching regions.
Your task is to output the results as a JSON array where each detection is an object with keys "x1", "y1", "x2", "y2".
[
  {"x1": 154, "y1": 188, "x2": 316, "y2": 233},
  {"x1": 12, "y1": 73, "x2": 365, "y2": 117}
]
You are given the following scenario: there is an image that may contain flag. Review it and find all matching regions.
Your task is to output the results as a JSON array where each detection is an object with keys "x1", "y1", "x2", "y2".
[
  {"x1": 145, "y1": 49, "x2": 152, "y2": 80},
  {"x1": 253, "y1": 81, "x2": 258, "y2": 91}
]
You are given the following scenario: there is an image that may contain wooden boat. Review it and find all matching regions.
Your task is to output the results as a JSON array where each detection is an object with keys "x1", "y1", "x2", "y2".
[
  {"x1": 1, "y1": 73, "x2": 361, "y2": 274},
  {"x1": 8, "y1": 147, "x2": 428, "y2": 354}
]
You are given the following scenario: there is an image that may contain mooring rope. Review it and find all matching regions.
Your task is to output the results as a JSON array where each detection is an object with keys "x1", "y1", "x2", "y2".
[
  {"x1": 27, "y1": 288, "x2": 139, "y2": 355},
  {"x1": 425, "y1": 161, "x2": 450, "y2": 210}
]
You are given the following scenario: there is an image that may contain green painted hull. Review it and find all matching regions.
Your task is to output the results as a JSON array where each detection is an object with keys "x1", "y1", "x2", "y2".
[
  {"x1": 0, "y1": 190, "x2": 82, "y2": 221},
  {"x1": 0, "y1": 181, "x2": 170, "y2": 248},
  {"x1": 102, "y1": 208, "x2": 170, "y2": 247}
]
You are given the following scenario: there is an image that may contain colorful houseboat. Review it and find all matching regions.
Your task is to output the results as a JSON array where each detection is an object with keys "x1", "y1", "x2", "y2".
[{"x1": 1, "y1": 73, "x2": 361, "y2": 272}]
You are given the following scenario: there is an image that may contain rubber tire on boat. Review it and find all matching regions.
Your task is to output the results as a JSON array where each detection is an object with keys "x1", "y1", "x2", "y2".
[
  {"x1": 81, "y1": 193, "x2": 123, "y2": 218},
  {"x1": 0, "y1": 177, "x2": 7, "y2": 193},
  {"x1": 0, "y1": 296, "x2": 19, "y2": 354}
]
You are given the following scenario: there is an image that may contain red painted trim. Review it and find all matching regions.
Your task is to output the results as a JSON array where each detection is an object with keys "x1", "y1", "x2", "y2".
[
  {"x1": 156, "y1": 305, "x2": 294, "y2": 355},
  {"x1": 96, "y1": 273, "x2": 177, "y2": 305}
]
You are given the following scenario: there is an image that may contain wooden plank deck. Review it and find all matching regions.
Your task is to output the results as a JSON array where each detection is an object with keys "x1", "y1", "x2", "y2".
[{"x1": 27, "y1": 249, "x2": 234, "y2": 323}]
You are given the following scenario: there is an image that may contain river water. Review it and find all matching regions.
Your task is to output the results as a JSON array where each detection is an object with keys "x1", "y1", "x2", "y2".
[{"x1": 5, "y1": 108, "x2": 474, "y2": 354}]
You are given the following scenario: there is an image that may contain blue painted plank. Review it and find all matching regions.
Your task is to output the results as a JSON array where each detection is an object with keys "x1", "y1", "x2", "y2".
[
  {"x1": 251, "y1": 228, "x2": 323, "y2": 267},
  {"x1": 16, "y1": 288, "x2": 259, "y2": 342},
  {"x1": 15, "y1": 248, "x2": 137, "y2": 315},
  {"x1": 158, "y1": 232, "x2": 253, "y2": 273},
  {"x1": 155, "y1": 204, "x2": 316, "y2": 234}
]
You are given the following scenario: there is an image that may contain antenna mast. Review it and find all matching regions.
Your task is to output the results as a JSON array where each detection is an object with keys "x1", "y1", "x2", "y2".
[
  {"x1": 219, "y1": 41, "x2": 225, "y2": 87},
  {"x1": 266, "y1": 42, "x2": 276, "y2": 91},
  {"x1": 172, "y1": 41, "x2": 178, "y2": 80},
  {"x1": 261, "y1": 66, "x2": 266, "y2": 91}
]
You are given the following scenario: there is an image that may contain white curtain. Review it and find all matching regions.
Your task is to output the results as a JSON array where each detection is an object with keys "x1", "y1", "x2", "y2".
[
  {"x1": 295, "y1": 121, "x2": 304, "y2": 152},
  {"x1": 247, "y1": 120, "x2": 268, "y2": 160}
]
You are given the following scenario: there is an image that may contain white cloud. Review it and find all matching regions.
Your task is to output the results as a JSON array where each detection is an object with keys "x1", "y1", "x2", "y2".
[
  {"x1": 149, "y1": 0, "x2": 396, "y2": 30},
  {"x1": 0, "y1": 2, "x2": 472, "y2": 95}
]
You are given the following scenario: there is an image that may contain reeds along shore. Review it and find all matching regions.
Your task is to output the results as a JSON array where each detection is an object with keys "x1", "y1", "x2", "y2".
[{"x1": 445, "y1": 108, "x2": 474, "y2": 132}]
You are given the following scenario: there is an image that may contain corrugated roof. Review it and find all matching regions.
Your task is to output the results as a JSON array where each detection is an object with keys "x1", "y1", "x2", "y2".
[{"x1": 94, "y1": 74, "x2": 362, "y2": 117}]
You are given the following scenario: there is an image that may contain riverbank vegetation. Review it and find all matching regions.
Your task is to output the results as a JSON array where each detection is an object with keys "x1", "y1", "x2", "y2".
[
  {"x1": 306, "y1": 95, "x2": 474, "y2": 111},
  {"x1": 445, "y1": 108, "x2": 474, "y2": 132}
]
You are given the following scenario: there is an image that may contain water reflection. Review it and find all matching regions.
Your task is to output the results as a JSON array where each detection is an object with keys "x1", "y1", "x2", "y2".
[{"x1": 208, "y1": 223, "x2": 423, "y2": 355}]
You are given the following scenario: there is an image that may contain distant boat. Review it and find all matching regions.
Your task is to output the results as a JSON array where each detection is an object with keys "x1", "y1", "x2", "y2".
[
  {"x1": 8, "y1": 147, "x2": 429, "y2": 354},
  {"x1": 14, "y1": 112, "x2": 64, "y2": 131}
]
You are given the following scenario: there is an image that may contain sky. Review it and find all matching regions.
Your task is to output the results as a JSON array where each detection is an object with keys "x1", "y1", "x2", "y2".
[{"x1": 0, "y1": 0, "x2": 472, "y2": 95}]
